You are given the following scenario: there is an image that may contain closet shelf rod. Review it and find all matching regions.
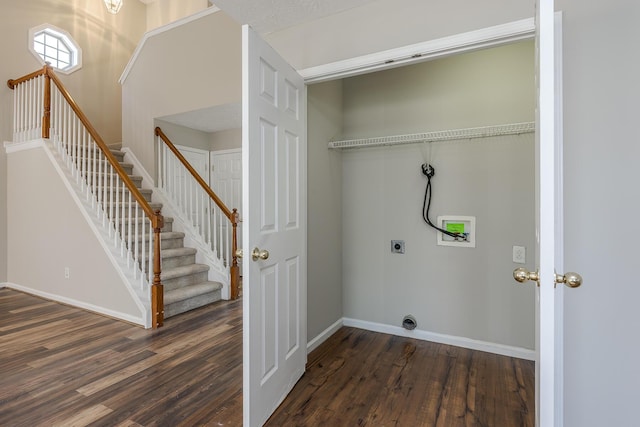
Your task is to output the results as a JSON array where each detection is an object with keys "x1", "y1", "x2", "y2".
[{"x1": 328, "y1": 121, "x2": 535, "y2": 149}]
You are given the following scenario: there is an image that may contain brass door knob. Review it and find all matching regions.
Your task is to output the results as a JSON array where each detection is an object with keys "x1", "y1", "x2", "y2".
[
  {"x1": 251, "y1": 247, "x2": 269, "y2": 261},
  {"x1": 514, "y1": 267, "x2": 583, "y2": 288},
  {"x1": 555, "y1": 272, "x2": 583, "y2": 288},
  {"x1": 513, "y1": 267, "x2": 539, "y2": 283},
  {"x1": 235, "y1": 249, "x2": 243, "y2": 258}
]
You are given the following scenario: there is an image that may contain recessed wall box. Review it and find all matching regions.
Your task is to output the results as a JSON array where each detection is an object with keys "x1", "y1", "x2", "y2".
[
  {"x1": 391, "y1": 240, "x2": 405, "y2": 254},
  {"x1": 436, "y1": 215, "x2": 476, "y2": 248}
]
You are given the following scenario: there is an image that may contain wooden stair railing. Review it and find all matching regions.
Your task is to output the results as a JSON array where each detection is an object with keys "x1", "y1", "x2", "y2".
[
  {"x1": 8, "y1": 65, "x2": 165, "y2": 328},
  {"x1": 155, "y1": 127, "x2": 240, "y2": 299}
]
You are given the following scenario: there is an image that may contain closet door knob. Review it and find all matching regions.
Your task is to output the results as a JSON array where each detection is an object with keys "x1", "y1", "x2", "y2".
[
  {"x1": 251, "y1": 247, "x2": 269, "y2": 261},
  {"x1": 514, "y1": 267, "x2": 583, "y2": 288},
  {"x1": 554, "y1": 272, "x2": 583, "y2": 288},
  {"x1": 513, "y1": 267, "x2": 539, "y2": 284}
]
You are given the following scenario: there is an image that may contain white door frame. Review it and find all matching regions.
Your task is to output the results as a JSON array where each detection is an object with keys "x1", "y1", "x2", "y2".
[{"x1": 299, "y1": 13, "x2": 564, "y2": 426}]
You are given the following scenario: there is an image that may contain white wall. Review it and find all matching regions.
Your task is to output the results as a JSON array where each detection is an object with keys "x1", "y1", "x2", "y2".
[
  {"x1": 340, "y1": 42, "x2": 536, "y2": 349},
  {"x1": 121, "y1": 9, "x2": 241, "y2": 179},
  {"x1": 557, "y1": 1, "x2": 640, "y2": 425},
  {"x1": 307, "y1": 80, "x2": 344, "y2": 340},
  {"x1": 145, "y1": 0, "x2": 209, "y2": 31},
  {"x1": 0, "y1": 0, "x2": 147, "y2": 284},
  {"x1": 6, "y1": 146, "x2": 143, "y2": 321}
]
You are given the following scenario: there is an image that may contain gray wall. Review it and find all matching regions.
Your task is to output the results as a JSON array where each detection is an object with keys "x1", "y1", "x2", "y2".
[
  {"x1": 0, "y1": 0, "x2": 147, "y2": 284},
  {"x1": 340, "y1": 42, "x2": 536, "y2": 349},
  {"x1": 307, "y1": 80, "x2": 344, "y2": 340},
  {"x1": 558, "y1": 1, "x2": 640, "y2": 425},
  {"x1": 155, "y1": 119, "x2": 212, "y2": 151},
  {"x1": 209, "y1": 128, "x2": 242, "y2": 151},
  {"x1": 269, "y1": 0, "x2": 640, "y2": 423}
]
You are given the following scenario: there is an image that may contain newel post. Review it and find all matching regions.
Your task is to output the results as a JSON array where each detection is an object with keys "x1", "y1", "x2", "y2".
[
  {"x1": 230, "y1": 209, "x2": 240, "y2": 300},
  {"x1": 151, "y1": 211, "x2": 164, "y2": 328},
  {"x1": 42, "y1": 64, "x2": 51, "y2": 139}
]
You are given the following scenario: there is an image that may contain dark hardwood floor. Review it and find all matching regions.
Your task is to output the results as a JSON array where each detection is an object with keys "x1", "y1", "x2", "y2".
[
  {"x1": 0, "y1": 289, "x2": 534, "y2": 426},
  {"x1": 0, "y1": 289, "x2": 243, "y2": 426},
  {"x1": 267, "y1": 328, "x2": 534, "y2": 427}
]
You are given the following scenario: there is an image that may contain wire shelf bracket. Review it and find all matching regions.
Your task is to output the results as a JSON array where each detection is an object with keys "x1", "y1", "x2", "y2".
[{"x1": 328, "y1": 122, "x2": 535, "y2": 149}]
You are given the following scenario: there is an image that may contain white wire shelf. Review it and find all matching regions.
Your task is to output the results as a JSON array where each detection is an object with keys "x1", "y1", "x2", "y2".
[{"x1": 328, "y1": 122, "x2": 535, "y2": 149}]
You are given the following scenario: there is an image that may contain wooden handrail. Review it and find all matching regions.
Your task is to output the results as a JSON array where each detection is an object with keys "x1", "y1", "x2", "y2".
[
  {"x1": 8, "y1": 66, "x2": 165, "y2": 327},
  {"x1": 7, "y1": 66, "x2": 47, "y2": 89},
  {"x1": 155, "y1": 127, "x2": 235, "y2": 221},
  {"x1": 155, "y1": 126, "x2": 240, "y2": 299}
]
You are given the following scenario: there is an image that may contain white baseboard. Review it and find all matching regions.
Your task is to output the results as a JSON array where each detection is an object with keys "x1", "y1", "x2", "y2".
[
  {"x1": 307, "y1": 318, "x2": 343, "y2": 354},
  {"x1": 342, "y1": 317, "x2": 535, "y2": 361},
  {"x1": 4, "y1": 139, "x2": 45, "y2": 153},
  {"x1": 1, "y1": 282, "x2": 145, "y2": 326}
]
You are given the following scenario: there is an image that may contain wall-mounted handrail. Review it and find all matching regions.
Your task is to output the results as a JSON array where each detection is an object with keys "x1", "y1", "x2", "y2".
[
  {"x1": 8, "y1": 65, "x2": 165, "y2": 328},
  {"x1": 155, "y1": 126, "x2": 240, "y2": 299}
]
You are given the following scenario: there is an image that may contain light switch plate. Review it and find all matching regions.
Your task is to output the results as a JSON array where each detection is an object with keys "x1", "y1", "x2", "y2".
[{"x1": 513, "y1": 246, "x2": 526, "y2": 264}]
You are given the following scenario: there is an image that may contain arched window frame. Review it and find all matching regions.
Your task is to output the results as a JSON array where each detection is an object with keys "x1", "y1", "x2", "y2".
[{"x1": 28, "y1": 24, "x2": 82, "y2": 74}]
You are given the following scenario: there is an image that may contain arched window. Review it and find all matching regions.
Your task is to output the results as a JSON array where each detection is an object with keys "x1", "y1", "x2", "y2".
[{"x1": 29, "y1": 24, "x2": 82, "y2": 74}]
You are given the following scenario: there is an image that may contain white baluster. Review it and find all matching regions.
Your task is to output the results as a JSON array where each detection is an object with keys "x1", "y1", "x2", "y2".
[
  {"x1": 141, "y1": 216, "x2": 147, "y2": 286},
  {"x1": 109, "y1": 163, "x2": 114, "y2": 237},
  {"x1": 114, "y1": 174, "x2": 120, "y2": 249},
  {"x1": 120, "y1": 182, "x2": 126, "y2": 257},
  {"x1": 134, "y1": 202, "x2": 139, "y2": 280},
  {"x1": 127, "y1": 191, "x2": 133, "y2": 268}
]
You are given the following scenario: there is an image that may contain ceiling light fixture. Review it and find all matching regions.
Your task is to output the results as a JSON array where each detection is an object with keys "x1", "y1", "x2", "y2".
[{"x1": 104, "y1": 0, "x2": 123, "y2": 14}]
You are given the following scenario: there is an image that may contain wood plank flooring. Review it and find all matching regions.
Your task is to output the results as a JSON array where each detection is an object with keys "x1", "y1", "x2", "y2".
[
  {"x1": 267, "y1": 328, "x2": 534, "y2": 427},
  {"x1": 0, "y1": 289, "x2": 534, "y2": 426},
  {"x1": 0, "y1": 289, "x2": 243, "y2": 426}
]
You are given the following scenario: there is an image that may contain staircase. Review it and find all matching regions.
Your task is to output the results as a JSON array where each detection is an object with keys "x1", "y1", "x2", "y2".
[
  {"x1": 7, "y1": 65, "x2": 238, "y2": 327},
  {"x1": 107, "y1": 148, "x2": 224, "y2": 319}
]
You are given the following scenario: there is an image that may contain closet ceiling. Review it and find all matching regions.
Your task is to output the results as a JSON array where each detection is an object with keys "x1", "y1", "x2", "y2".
[{"x1": 211, "y1": 0, "x2": 377, "y2": 34}]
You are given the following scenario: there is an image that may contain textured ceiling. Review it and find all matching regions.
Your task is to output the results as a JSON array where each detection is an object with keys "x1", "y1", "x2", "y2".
[{"x1": 212, "y1": 0, "x2": 377, "y2": 34}]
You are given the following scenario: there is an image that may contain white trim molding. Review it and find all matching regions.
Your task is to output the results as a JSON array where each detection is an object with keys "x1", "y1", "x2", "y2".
[
  {"x1": 307, "y1": 318, "x2": 343, "y2": 354},
  {"x1": 300, "y1": 18, "x2": 535, "y2": 84},
  {"x1": 343, "y1": 317, "x2": 535, "y2": 361},
  {"x1": 121, "y1": 147, "x2": 155, "y2": 190},
  {"x1": 1, "y1": 282, "x2": 145, "y2": 326},
  {"x1": 4, "y1": 139, "x2": 45, "y2": 153}
]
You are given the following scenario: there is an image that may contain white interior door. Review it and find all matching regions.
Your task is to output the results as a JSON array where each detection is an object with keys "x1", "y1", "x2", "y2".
[
  {"x1": 176, "y1": 144, "x2": 209, "y2": 182},
  {"x1": 242, "y1": 25, "x2": 307, "y2": 427}
]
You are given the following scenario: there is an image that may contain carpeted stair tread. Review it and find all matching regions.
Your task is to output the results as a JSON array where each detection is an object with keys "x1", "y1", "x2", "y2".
[
  {"x1": 110, "y1": 201, "x2": 163, "y2": 210},
  {"x1": 161, "y1": 263, "x2": 210, "y2": 280},
  {"x1": 164, "y1": 281, "x2": 223, "y2": 305},
  {"x1": 161, "y1": 247, "x2": 197, "y2": 258}
]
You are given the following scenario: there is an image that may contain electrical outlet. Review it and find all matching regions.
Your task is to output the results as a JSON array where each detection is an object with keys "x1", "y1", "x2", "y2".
[
  {"x1": 512, "y1": 246, "x2": 526, "y2": 264},
  {"x1": 64, "y1": 267, "x2": 70, "y2": 279}
]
